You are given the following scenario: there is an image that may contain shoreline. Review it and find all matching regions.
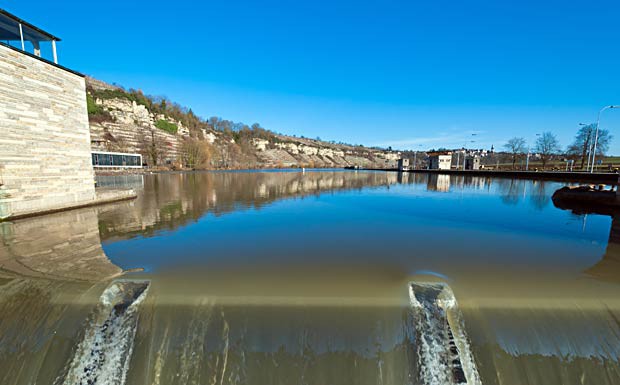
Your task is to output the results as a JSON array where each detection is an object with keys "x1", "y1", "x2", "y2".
[
  {"x1": 14, "y1": 168, "x2": 618, "y2": 223},
  {"x1": 363, "y1": 168, "x2": 620, "y2": 184}
]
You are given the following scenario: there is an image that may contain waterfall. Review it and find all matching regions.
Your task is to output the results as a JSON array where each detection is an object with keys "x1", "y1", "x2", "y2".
[
  {"x1": 60, "y1": 280, "x2": 150, "y2": 385},
  {"x1": 409, "y1": 282, "x2": 481, "y2": 385}
]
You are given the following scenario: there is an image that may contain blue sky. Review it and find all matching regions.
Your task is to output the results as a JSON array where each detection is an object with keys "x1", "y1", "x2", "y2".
[{"x1": 8, "y1": 0, "x2": 620, "y2": 153}]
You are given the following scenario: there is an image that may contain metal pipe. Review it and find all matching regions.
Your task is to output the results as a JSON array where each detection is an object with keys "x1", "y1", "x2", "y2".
[
  {"x1": 52, "y1": 40, "x2": 58, "y2": 64},
  {"x1": 18, "y1": 23, "x2": 24, "y2": 50},
  {"x1": 587, "y1": 125, "x2": 597, "y2": 171}
]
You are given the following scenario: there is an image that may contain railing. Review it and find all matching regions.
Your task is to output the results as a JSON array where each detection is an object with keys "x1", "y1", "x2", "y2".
[{"x1": 0, "y1": 9, "x2": 59, "y2": 64}]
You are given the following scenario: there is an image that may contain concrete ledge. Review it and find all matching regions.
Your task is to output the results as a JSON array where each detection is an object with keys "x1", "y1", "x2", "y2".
[
  {"x1": 94, "y1": 187, "x2": 137, "y2": 204},
  {"x1": 0, "y1": 188, "x2": 136, "y2": 222}
]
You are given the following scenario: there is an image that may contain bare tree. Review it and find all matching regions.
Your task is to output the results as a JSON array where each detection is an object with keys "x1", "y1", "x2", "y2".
[
  {"x1": 503, "y1": 137, "x2": 527, "y2": 169},
  {"x1": 535, "y1": 132, "x2": 561, "y2": 169},
  {"x1": 139, "y1": 130, "x2": 167, "y2": 167},
  {"x1": 568, "y1": 124, "x2": 594, "y2": 170},
  {"x1": 567, "y1": 124, "x2": 612, "y2": 170},
  {"x1": 181, "y1": 138, "x2": 210, "y2": 169}
]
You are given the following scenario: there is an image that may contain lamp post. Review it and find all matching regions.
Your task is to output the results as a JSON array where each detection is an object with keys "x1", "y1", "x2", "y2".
[
  {"x1": 591, "y1": 105, "x2": 620, "y2": 173},
  {"x1": 462, "y1": 134, "x2": 476, "y2": 170},
  {"x1": 525, "y1": 143, "x2": 531, "y2": 171},
  {"x1": 526, "y1": 133, "x2": 541, "y2": 171},
  {"x1": 412, "y1": 144, "x2": 422, "y2": 169}
]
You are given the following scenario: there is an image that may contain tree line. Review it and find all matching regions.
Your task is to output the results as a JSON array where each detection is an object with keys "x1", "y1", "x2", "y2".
[{"x1": 503, "y1": 125, "x2": 612, "y2": 170}]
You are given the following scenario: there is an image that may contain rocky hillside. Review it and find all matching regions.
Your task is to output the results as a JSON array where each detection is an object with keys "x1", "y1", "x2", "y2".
[{"x1": 86, "y1": 77, "x2": 400, "y2": 170}]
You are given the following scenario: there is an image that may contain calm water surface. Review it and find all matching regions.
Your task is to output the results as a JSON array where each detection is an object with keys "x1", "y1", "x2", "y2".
[{"x1": 1, "y1": 170, "x2": 619, "y2": 385}]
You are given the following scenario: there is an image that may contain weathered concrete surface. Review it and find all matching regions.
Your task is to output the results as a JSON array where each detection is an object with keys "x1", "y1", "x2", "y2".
[
  {"x1": 0, "y1": 44, "x2": 96, "y2": 219},
  {"x1": 95, "y1": 187, "x2": 137, "y2": 204}
]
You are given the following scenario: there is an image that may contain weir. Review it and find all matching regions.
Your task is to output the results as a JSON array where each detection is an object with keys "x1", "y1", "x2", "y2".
[
  {"x1": 60, "y1": 280, "x2": 150, "y2": 385},
  {"x1": 409, "y1": 282, "x2": 481, "y2": 385}
]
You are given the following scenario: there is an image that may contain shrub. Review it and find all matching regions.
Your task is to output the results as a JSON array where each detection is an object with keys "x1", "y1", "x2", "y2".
[
  {"x1": 86, "y1": 93, "x2": 113, "y2": 123},
  {"x1": 86, "y1": 93, "x2": 102, "y2": 114},
  {"x1": 155, "y1": 119, "x2": 178, "y2": 134}
]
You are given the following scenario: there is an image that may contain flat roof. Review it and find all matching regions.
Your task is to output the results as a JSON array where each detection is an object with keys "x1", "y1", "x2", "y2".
[{"x1": 0, "y1": 8, "x2": 60, "y2": 41}]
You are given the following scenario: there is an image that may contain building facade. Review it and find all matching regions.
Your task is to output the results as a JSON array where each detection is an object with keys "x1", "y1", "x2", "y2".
[
  {"x1": 428, "y1": 152, "x2": 452, "y2": 170},
  {"x1": 0, "y1": 10, "x2": 97, "y2": 219},
  {"x1": 398, "y1": 158, "x2": 410, "y2": 171},
  {"x1": 92, "y1": 151, "x2": 143, "y2": 168},
  {"x1": 465, "y1": 156, "x2": 481, "y2": 170}
]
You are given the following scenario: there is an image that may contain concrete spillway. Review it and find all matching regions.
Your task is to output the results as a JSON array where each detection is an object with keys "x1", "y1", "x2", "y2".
[
  {"x1": 60, "y1": 280, "x2": 149, "y2": 385},
  {"x1": 56, "y1": 280, "x2": 476, "y2": 385},
  {"x1": 409, "y1": 282, "x2": 481, "y2": 385}
]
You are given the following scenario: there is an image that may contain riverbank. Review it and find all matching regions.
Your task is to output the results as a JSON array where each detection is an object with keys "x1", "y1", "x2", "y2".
[{"x1": 366, "y1": 168, "x2": 620, "y2": 184}]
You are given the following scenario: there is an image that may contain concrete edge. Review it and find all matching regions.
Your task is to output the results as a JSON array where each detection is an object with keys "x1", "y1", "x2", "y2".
[{"x1": 0, "y1": 188, "x2": 137, "y2": 222}]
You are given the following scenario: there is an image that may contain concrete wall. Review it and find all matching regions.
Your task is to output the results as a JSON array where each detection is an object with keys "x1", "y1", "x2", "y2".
[
  {"x1": 0, "y1": 44, "x2": 96, "y2": 219},
  {"x1": 429, "y1": 155, "x2": 452, "y2": 170}
]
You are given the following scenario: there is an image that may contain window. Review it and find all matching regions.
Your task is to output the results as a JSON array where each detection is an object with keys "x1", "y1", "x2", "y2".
[{"x1": 91, "y1": 152, "x2": 142, "y2": 168}]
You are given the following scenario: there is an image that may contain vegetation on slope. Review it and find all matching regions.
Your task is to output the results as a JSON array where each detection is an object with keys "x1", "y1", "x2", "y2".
[
  {"x1": 85, "y1": 80, "x2": 394, "y2": 169},
  {"x1": 154, "y1": 119, "x2": 178, "y2": 134}
]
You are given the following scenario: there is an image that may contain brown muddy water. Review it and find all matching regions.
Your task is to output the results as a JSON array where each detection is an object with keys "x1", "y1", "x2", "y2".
[{"x1": 1, "y1": 170, "x2": 619, "y2": 385}]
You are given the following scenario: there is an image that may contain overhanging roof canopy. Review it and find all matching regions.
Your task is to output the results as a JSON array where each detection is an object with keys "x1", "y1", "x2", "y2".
[{"x1": 0, "y1": 8, "x2": 60, "y2": 42}]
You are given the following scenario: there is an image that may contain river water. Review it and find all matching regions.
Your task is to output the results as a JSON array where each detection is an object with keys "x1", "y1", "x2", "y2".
[{"x1": 1, "y1": 170, "x2": 619, "y2": 385}]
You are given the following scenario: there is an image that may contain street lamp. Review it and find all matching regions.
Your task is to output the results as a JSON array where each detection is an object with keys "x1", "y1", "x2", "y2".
[
  {"x1": 526, "y1": 133, "x2": 541, "y2": 171},
  {"x1": 412, "y1": 144, "x2": 422, "y2": 169},
  {"x1": 591, "y1": 105, "x2": 620, "y2": 173},
  {"x1": 462, "y1": 134, "x2": 477, "y2": 170}
]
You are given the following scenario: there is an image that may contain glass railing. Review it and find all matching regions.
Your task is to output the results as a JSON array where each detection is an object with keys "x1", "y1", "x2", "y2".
[{"x1": 0, "y1": 9, "x2": 59, "y2": 64}]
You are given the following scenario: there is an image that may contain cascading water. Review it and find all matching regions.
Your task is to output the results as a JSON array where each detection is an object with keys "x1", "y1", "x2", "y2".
[
  {"x1": 409, "y1": 282, "x2": 481, "y2": 385},
  {"x1": 58, "y1": 280, "x2": 150, "y2": 385}
]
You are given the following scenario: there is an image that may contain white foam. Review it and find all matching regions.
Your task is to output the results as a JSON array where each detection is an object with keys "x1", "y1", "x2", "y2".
[
  {"x1": 409, "y1": 282, "x2": 482, "y2": 385},
  {"x1": 61, "y1": 281, "x2": 149, "y2": 385}
]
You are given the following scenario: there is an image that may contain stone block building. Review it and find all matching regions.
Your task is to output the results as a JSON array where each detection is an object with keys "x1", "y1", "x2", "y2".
[{"x1": 0, "y1": 9, "x2": 97, "y2": 219}]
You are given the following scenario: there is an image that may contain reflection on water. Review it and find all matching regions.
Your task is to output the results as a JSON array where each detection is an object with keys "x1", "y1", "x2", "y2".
[
  {"x1": 586, "y1": 214, "x2": 620, "y2": 283},
  {"x1": 96, "y1": 170, "x2": 401, "y2": 241},
  {"x1": 0, "y1": 170, "x2": 620, "y2": 385},
  {"x1": 0, "y1": 208, "x2": 121, "y2": 281}
]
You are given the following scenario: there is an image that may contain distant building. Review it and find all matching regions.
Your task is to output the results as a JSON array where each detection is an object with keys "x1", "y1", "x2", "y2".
[
  {"x1": 92, "y1": 151, "x2": 142, "y2": 168},
  {"x1": 397, "y1": 158, "x2": 410, "y2": 171},
  {"x1": 428, "y1": 152, "x2": 452, "y2": 170},
  {"x1": 465, "y1": 156, "x2": 481, "y2": 170}
]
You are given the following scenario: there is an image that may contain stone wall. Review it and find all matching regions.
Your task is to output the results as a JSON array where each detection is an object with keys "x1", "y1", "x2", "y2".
[{"x1": 0, "y1": 44, "x2": 96, "y2": 219}]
